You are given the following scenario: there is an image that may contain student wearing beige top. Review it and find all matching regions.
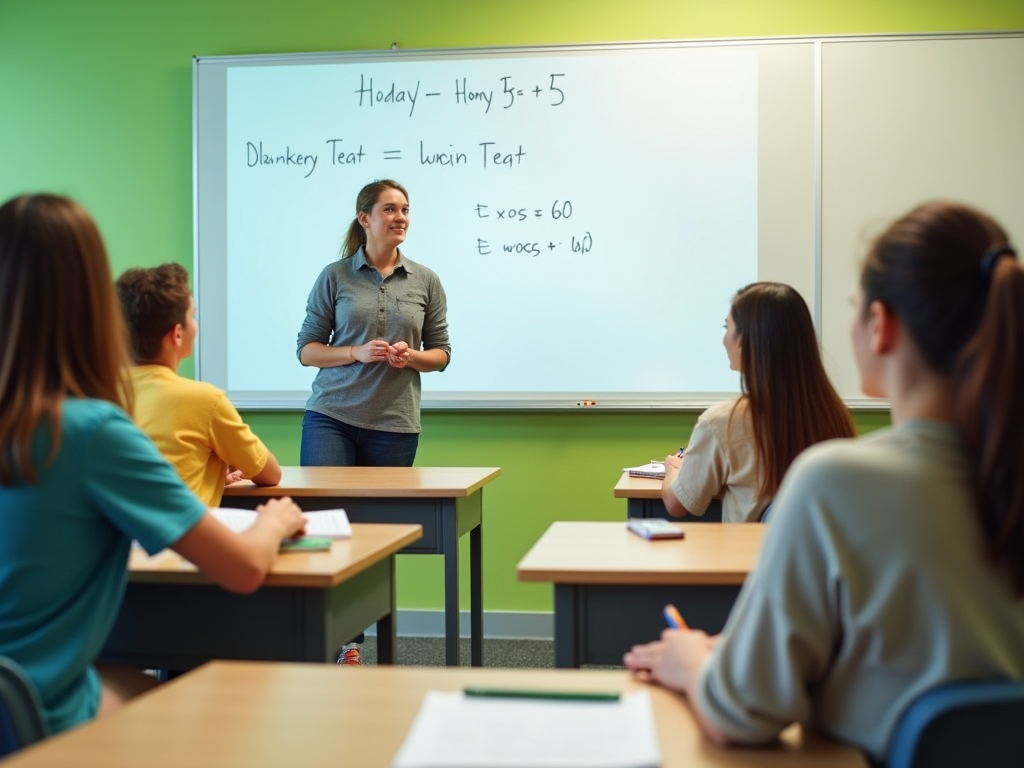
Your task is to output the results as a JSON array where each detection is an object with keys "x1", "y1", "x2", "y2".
[
  {"x1": 628, "y1": 201, "x2": 1024, "y2": 764},
  {"x1": 662, "y1": 282, "x2": 855, "y2": 522}
]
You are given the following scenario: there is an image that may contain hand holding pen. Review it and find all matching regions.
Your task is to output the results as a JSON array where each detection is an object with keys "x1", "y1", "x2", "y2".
[
  {"x1": 623, "y1": 603, "x2": 716, "y2": 693},
  {"x1": 663, "y1": 447, "x2": 686, "y2": 470}
]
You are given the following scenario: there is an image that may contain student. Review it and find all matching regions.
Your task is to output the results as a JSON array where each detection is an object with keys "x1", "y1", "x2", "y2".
[
  {"x1": 625, "y1": 201, "x2": 1024, "y2": 764},
  {"x1": 662, "y1": 282, "x2": 855, "y2": 522},
  {"x1": 116, "y1": 262, "x2": 282, "y2": 506},
  {"x1": 296, "y1": 179, "x2": 451, "y2": 665},
  {"x1": 0, "y1": 193, "x2": 306, "y2": 735}
]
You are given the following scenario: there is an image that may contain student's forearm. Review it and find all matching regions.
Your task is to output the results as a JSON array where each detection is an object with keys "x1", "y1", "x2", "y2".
[
  {"x1": 661, "y1": 464, "x2": 691, "y2": 517},
  {"x1": 690, "y1": 698, "x2": 735, "y2": 747},
  {"x1": 173, "y1": 514, "x2": 280, "y2": 593},
  {"x1": 250, "y1": 452, "x2": 282, "y2": 486}
]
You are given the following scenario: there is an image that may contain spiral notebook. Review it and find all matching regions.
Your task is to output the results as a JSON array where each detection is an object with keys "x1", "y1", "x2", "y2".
[{"x1": 623, "y1": 461, "x2": 666, "y2": 479}]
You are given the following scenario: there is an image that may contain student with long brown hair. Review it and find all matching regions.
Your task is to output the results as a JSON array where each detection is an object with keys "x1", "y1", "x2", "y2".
[
  {"x1": 0, "y1": 193, "x2": 306, "y2": 735},
  {"x1": 662, "y1": 281, "x2": 855, "y2": 522},
  {"x1": 627, "y1": 201, "x2": 1024, "y2": 764}
]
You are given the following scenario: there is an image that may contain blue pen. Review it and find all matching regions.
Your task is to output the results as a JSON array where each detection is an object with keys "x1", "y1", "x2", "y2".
[
  {"x1": 676, "y1": 447, "x2": 686, "y2": 458},
  {"x1": 663, "y1": 604, "x2": 688, "y2": 630}
]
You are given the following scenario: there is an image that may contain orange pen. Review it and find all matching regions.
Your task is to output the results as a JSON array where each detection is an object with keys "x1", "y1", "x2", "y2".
[{"x1": 663, "y1": 604, "x2": 689, "y2": 630}]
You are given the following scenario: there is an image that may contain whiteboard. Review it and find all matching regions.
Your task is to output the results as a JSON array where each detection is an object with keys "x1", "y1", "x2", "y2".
[
  {"x1": 194, "y1": 40, "x2": 817, "y2": 409},
  {"x1": 819, "y1": 35, "x2": 1024, "y2": 408},
  {"x1": 193, "y1": 34, "x2": 1024, "y2": 410}
]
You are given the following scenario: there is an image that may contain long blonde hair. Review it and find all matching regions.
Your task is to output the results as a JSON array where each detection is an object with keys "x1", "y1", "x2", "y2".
[{"x1": 0, "y1": 193, "x2": 133, "y2": 484}]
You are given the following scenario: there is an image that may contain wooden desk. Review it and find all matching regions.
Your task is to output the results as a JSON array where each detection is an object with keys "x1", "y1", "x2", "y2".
[
  {"x1": 517, "y1": 521, "x2": 763, "y2": 667},
  {"x1": 615, "y1": 471, "x2": 723, "y2": 522},
  {"x1": 100, "y1": 523, "x2": 421, "y2": 670},
  {"x1": 3, "y1": 661, "x2": 867, "y2": 768},
  {"x1": 222, "y1": 466, "x2": 501, "y2": 666}
]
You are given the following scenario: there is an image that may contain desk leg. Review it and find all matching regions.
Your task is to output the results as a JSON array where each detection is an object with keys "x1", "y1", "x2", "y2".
[
  {"x1": 470, "y1": 520, "x2": 483, "y2": 667},
  {"x1": 376, "y1": 557, "x2": 397, "y2": 665},
  {"x1": 443, "y1": 513, "x2": 460, "y2": 666},
  {"x1": 553, "y1": 585, "x2": 581, "y2": 668}
]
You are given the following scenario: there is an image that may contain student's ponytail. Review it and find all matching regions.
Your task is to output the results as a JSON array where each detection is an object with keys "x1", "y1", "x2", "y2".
[
  {"x1": 952, "y1": 248, "x2": 1024, "y2": 593},
  {"x1": 863, "y1": 201, "x2": 1024, "y2": 594}
]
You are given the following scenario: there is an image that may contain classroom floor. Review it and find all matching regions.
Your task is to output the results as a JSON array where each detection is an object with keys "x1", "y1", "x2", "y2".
[{"x1": 359, "y1": 636, "x2": 557, "y2": 668}]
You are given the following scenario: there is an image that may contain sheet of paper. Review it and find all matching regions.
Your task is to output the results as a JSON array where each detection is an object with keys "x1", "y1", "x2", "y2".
[
  {"x1": 391, "y1": 690, "x2": 661, "y2": 768},
  {"x1": 211, "y1": 507, "x2": 352, "y2": 538}
]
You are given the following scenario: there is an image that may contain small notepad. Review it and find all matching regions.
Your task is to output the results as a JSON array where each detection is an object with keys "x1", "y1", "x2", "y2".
[
  {"x1": 211, "y1": 507, "x2": 352, "y2": 539},
  {"x1": 623, "y1": 461, "x2": 666, "y2": 479}
]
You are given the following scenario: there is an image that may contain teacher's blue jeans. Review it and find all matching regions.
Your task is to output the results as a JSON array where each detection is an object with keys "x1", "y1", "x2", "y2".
[
  {"x1": 300, "y1": 410, "x2": 419, "y2": 467},
  {"x1": 301, "y1": 410, "x2": 419, "y2": 651}
]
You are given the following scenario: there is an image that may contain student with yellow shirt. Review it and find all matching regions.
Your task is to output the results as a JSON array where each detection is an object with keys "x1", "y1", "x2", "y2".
[{"x1": 116, "y1": 263, "x2": 282, "y2": 506}]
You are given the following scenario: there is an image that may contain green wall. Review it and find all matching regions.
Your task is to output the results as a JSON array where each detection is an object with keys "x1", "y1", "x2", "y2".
[{"x1": 2, "y1": 1, "x2": 1020, "y2": 615}]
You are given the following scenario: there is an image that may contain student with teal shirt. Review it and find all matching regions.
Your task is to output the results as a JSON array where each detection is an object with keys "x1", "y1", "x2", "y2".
[{"x1": 0, "y1": 193, "x2": 307, "y2": 735}]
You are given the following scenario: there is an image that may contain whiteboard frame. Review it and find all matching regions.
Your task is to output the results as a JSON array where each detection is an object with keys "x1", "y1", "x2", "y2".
[{"x1": 193, "y1": 31, "x2": 1024, "y2": 411}]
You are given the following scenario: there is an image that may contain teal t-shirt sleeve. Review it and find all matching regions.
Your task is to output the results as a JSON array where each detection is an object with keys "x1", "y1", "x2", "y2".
[{"x1": 85, "y1": 411, "x2": 206, "y2": 554}]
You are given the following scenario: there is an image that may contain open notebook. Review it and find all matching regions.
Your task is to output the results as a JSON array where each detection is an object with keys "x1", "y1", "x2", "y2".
[
  {"x1": 211, "y1": 507, "x2": 352, "y2": 539},
  {"x1": 623, "y1": 461, "x2": 666, "y2": 479}
]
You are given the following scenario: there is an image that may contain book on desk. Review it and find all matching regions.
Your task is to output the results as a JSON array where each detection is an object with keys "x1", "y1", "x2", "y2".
[{"x1": 623, "y1": 461, "x2": 666, "y2": 479}]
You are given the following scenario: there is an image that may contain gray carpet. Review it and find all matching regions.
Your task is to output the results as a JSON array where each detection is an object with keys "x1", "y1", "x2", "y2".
[
  {"x1": 356, "y1": 636, "x2": 624, "y2": 669},
  {"x1": 358, "y1": 636, "x2": 556, "y2": 668}
]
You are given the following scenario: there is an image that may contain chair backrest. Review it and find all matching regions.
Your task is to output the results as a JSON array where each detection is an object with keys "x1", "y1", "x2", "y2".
[
  {"x1": 0, "y1": 656, "x2": 49, "y2": 758},
  {"x1": 886, "y1": 679, "x2": 1024, "y2": 768}
]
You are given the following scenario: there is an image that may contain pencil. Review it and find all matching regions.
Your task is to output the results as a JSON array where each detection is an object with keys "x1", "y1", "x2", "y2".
[{"x1": 464, "y1": 687, "x2": 620, "y2": 702}]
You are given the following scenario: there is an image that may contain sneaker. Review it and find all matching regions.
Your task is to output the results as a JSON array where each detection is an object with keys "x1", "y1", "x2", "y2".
[{"x1": 337, "y1": 643, "x2": 361, "y2": 666}]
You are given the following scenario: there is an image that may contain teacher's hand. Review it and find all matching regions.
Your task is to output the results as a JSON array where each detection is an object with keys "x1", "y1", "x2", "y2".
[
  {"x1": 387, "y1": 340, "x2": 411, "y2": 368},
  {"x1": 355, "y1": 339, "x2": 390, "y2": 364}
]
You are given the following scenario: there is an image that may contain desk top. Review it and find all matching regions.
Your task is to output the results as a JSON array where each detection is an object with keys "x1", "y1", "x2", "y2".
[
  {"x1": 223, "y1": 465, "x2": 501, "y2": 499},
  {"x1": 128, "y1": 523, "x2": 422, "y2": 589},
  {"x1": 3, "y1": 661, "x2": 865, "y2": 768},
  {"x1": 614, "y1": 470, "x2": 664, "y2": 498},
  {"x1": 517, "y1": 521, "x2": 764, "y2": 586}
]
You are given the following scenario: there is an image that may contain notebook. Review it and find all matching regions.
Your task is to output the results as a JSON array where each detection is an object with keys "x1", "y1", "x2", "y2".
[
  {"x1": 211, "y1": 507, "x2": 353, "y2": 539},
  {"x1": 623, "y1": 461, "x2": 666, "y2": 479}
]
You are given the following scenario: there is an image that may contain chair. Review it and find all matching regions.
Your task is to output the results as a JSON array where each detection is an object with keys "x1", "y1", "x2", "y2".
[
  {"x1": 886, "y1": 679, "x2": 1024, "y2": 768},
  {"x1": 0, "y1": 656, "x2": 49, "y2": 758}
]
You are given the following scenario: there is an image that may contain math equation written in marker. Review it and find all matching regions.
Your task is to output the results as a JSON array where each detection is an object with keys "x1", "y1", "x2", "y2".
[{"x1": 353, "y1": 72, "x2": 568, "y2": 117}]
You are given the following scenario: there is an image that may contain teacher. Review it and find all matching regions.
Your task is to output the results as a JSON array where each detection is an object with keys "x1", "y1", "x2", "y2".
[{"x1": 296, "y1": 179, "x2": 451, "y2": 468}]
